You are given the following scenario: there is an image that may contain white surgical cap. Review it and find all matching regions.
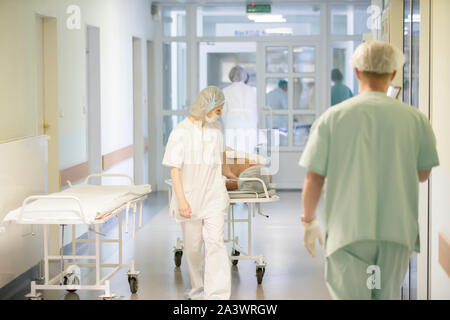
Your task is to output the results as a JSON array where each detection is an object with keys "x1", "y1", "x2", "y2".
[
  {"x1": 229, "y1": 66, "x2": 247, "y2": 82},
  {"x1": 350, "y1": 41, "x2": 405, "y2": 74},
  {"x1": 189, "y1": 86, "x2": 225, "y2": 117}
]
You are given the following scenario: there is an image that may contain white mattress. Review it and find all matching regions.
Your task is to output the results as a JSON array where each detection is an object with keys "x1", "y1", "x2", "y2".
[{"x1": 1, "y1": 184, "x2": 152, "y2": 225}]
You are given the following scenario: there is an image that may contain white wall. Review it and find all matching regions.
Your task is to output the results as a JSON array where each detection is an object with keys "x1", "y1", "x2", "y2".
[
  {"x1": 0, "y1": 0, "x2": 154, "y2": 169},
  {"x1": 0, "y1": 136, "x2": 48, "y2": 288},
  {"x1": 0, "y1": 0, "x2": 154, "y2": 288},
  {"x1": 430, "y1": 0, "x2": 450, "y2": 300}
]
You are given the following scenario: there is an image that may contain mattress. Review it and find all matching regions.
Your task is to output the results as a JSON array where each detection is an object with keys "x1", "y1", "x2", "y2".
[{"x1": 1, "y1": 184, "x2": 152, "y2": 225}]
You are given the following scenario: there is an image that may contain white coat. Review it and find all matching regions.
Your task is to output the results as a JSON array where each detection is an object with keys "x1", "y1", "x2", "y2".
[{"x1": 222, "y1": 82, "x2": 258, "y2": 154}]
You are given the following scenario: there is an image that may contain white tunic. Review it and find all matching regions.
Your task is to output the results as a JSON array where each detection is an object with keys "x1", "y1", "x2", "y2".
[
  {"x1": 162, "y1": 118, "x2": 229, "y2": 222},
  {"x1": 222, "y1": 82, "x2": 258, "y2": 153}
]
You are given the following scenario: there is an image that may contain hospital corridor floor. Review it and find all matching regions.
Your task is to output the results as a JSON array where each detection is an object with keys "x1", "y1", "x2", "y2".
[{"x1": 26, "y1": 191, "x2": 331, "y2": 300}]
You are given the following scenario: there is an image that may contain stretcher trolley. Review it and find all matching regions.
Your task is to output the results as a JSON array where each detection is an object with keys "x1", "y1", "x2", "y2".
[
  {"x1": 166, "y1": 178, "x2": 279, "y2": 284},
  {"x1": 1, "y1": 174, "x2": 151, "y2": 300}
]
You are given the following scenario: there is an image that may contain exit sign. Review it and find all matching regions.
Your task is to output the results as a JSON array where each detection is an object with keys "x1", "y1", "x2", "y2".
[{"x1": 246, "y1": 3, "x2": 271, "y2": 14}]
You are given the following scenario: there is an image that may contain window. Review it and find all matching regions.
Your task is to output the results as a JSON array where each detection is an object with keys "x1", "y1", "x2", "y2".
[
  {"x1": 293, "y1": 46, "x2": 316, "y2": 73},
  {"x1": 162, "y1": 7, "x2": 186, "y2": 37},
  {"x1": 264, "y1": 44, "x2": 317, "y2": 149},
  {"x1": 331, "y1": 5, "x2": 371, "y2": 35},
  {"x1": 330, "y1": 40, "x2": 362, "y2": 105},
  {"x1": 163, "y1": 42, "x2": 187, "y2": 111},
  {"x1": 329, "y1": 3, "x2": 371, "y2": 108}
]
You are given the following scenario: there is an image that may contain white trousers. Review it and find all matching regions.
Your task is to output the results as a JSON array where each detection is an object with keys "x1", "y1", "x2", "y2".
[{"x1": 181, "y1": 214, "x2": 231, "y2": 300}]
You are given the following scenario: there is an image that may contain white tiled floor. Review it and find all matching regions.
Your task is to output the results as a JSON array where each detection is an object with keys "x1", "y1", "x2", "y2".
[{"x1": 39, "y1": 191, "x2": 331, "y2": 300}]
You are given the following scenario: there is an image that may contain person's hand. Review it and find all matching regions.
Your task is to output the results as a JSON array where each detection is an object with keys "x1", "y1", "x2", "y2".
[
  {"x1": 302, "y1": 219, "x2": 324, "y2": 258},
  {"x1": 178, "y1": 198, "x2": 192, "y2": 218}
]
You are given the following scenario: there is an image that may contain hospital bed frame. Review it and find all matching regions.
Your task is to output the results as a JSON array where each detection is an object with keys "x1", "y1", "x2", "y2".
[
  {"x1": 167, "y1": 178, "x2": 279, "y2": 284},
  {"x1": 22, "y1": 174, "x2": 147, "y2": 300}
]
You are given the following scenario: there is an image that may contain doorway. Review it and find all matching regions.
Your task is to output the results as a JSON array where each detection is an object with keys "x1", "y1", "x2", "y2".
[
  {"x1": 133, "y1": 37, "x2": 144, "y2": 185},
  {"x1": 86, "y1": 26, "x2": 102, "y2": 185}
]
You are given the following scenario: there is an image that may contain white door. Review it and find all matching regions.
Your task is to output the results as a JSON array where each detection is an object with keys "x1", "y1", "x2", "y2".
[
  {"x1": 258, "y1": 42, "x2": 320, "y2": 189},
  {"x1": 86, "y1": 26, "x2": 102, "y2": 185},
  {"x1": 133, "y1": 37, "x2": 144, "y2": 185}
]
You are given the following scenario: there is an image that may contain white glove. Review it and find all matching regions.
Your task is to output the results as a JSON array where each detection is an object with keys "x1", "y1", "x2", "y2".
[{"x1": 302, "y1": 219, "x2": 324, "y2": 258}]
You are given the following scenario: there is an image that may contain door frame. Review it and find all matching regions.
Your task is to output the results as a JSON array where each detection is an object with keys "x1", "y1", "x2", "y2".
[{"x1": 258, "y1": 40, "x2": 321, "y2": 151}]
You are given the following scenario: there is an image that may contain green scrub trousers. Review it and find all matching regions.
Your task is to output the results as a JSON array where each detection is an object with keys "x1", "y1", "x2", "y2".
[{"x1": 325, "y1": 240, "x2": 411, "y2": 300}]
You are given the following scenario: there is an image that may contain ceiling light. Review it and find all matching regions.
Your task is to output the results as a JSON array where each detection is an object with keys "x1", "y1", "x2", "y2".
[{"x1": 248, "y1": 14, "x2": 286, "y2": 23}]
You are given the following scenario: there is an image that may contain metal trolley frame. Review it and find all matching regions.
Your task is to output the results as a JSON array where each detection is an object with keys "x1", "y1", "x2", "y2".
[{"x1": 19, "y1": 174, "x2": 149, "y2": 300}]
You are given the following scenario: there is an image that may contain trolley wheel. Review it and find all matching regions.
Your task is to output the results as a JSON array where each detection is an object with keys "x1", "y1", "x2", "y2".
[
  {"x1": 28, "y1": 297, "x2": 43, "y2": 301},
  {"x1": 256, "y1": 266, "x2": 265, "y2": 285},
  {"x1": 174, "y1": 250, "x2": 183, "y2": 267},
  {"x1": 231, "y1": 249, "x2": 240, "y2": 266},
  {"x1": 128, "y1": 276, "x2": 138, "y2": 294},
  {"x1": 63, "y1": 275, "x2": 80, "y2": 293}
]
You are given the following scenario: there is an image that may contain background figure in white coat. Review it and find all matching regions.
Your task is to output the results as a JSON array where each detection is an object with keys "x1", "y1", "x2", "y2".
[{"x1": 222, "y1": 66, "x2": 258, "y2": 155}]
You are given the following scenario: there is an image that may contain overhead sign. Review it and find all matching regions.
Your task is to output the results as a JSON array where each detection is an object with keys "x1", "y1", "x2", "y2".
[{"x1": 246, "y1": 3, "x2": 271, "y2": 14}]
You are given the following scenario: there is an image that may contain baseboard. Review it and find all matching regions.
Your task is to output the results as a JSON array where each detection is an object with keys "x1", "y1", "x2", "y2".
[{"x1": 0, "y1": 264, "x2": 39, "y2": 300}]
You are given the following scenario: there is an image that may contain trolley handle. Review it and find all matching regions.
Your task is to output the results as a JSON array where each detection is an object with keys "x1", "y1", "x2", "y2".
[
  {"x1": 19, "y1": 195, "x2": 88, "y2": 224},
  {"x1": 82, "y1": 173, "x2": 135, "y2": 186},
  {"x1": 226, "y1": 177, "x2": 271, "y2": 199}
]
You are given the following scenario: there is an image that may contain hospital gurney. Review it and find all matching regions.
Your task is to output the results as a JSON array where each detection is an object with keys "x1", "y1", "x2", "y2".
[
  {"x1": 165, "y1": 178, "x2": 279, "y2": 284},
  {"x1": 1, "y1": 174, "x2": 151, "y2": 300}
]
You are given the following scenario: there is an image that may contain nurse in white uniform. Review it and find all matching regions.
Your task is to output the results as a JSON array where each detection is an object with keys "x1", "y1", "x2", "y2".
[
  {"x1": 162, "y1": 86, "x2": 237, "y2": 300},
  {"x1": 222, "y1": 66, "x2": 258, "y2": 154}
]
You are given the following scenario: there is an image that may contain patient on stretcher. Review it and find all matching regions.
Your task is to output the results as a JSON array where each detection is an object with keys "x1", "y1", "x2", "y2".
[{"x1": 223, "y1": 150, "x2": 274, "y2": 195}]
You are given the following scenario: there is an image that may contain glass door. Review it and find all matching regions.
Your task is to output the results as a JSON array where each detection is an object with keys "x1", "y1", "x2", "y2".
[
  {"x1": 260, "y1": 42, "x2": 318, "y2": 150},
  {"x1": 258, "y1": 41, "x2": 319, "y2": 187},
  {"x1": 401, "y1": 0, "x2": 421, "y2": 301}
]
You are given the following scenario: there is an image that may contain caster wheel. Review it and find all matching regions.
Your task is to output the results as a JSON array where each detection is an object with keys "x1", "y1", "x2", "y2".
[
  {"x1": 231, "y1": 249, "x2": 240, "y2": 266},
  {"x1": 128, "y1": 276, "x2": 138, "y2": 294},
  {"x1": 174, "y1": 250, "x2": 183, "y2": 267},
  {"x1": 63, "y1": 275, "x2": 80, "y2": 293},
  {"x1": 256, "y1": 267, "x2": 265, "y2": 285}
]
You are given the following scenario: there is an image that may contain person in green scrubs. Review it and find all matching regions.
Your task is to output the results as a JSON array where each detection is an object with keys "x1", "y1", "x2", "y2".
[
  {"x1": 298, "y1": 41, "x2": 440, "y2": 300},
  {"x1": 330, "y1": 68, "x2": 353, "y2": 106}
]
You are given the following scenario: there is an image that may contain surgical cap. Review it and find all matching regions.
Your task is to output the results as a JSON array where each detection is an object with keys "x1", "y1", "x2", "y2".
[
  {"x1": 229, "y1": 66, "x2": 247, "y2": 82},
  {"x1": 350, "y1": 41, "x2": 405, "y2": 74},
  {"x1": 189, "y1": 86, "x2": 225, "y2": 117},
  {"x1": 278, "y1": 79, "x2": 288, "y2": 88}
]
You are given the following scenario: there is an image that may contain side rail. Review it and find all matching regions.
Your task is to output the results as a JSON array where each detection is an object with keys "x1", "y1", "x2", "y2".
[
  {"x1": 226, "y1": 177, "x2": 271, "y2": 199},
  {"x1": 82, "y1": 173, "x2": 135, "y2": 186},
  {"x1": 18, "y1": 195, "x2": 88, "y2": 224}
]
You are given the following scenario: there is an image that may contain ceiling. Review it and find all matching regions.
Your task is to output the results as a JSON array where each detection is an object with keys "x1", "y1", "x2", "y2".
[{"x1": 154, "y1": 0, "x2": 368, "y2": 4}]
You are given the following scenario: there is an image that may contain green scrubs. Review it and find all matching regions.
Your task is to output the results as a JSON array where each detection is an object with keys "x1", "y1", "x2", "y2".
[
  {"x1": 325, "y1": 240, "x2": 411, "y2": 300},
  {"x1": 299, "y1": 91, "x2": 440, "y2": 299},
  {"x1": 331, "y1": 83, "x2": 353, "y2": 106}
]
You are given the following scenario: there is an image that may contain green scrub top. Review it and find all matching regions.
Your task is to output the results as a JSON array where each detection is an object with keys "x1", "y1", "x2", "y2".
[
  {"x1": 331, "y1": 83, "x2": 353, "y2": 106},
  {"x1": 299, "y1": 91, "x2": 440, "y2": 257}
]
